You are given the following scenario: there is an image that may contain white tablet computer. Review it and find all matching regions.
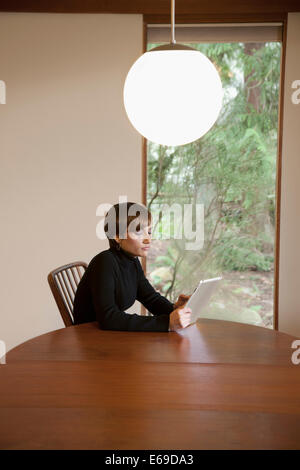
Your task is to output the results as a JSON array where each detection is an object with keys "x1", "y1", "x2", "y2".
[{"x1": 186, "y1": 276, "x2": 223, "y2": 323}]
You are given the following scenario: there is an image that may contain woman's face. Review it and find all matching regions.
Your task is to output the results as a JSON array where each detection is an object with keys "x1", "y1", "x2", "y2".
[{"x1": 116, "y1": 220, "x2": 152, "y2": 258}]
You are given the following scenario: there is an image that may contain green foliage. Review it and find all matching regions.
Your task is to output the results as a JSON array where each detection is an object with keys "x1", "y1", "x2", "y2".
[{"x1": 214, "y1": 234, "x2": 274, "y2": 271}]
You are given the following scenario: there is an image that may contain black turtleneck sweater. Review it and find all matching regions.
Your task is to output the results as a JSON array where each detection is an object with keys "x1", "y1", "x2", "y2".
[{"x1": 73, "y1": 246, "x2": 174, "y2": 332}]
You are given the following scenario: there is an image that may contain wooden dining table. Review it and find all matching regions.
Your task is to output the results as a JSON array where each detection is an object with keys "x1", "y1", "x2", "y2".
[{"x1": 0, "y1": 318, "x2": 300, "y2": 450}]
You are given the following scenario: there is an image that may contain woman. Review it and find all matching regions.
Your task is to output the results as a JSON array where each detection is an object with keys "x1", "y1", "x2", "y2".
[{"x1": 73, "y1": 202, "x2": 191, "y2": 332}]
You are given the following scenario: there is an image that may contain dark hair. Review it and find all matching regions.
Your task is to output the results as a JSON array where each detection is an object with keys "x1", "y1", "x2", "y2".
[{"x1": 104, "y1": 202, "x2": 152, "y2": 249}]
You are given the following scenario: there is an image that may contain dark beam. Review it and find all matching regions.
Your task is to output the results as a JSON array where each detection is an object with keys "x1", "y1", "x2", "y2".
[{"x1": 0, "y1": 0, "x2": 299, "y2": 14}]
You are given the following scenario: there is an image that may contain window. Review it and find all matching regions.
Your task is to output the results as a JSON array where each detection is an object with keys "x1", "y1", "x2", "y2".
[{"x1": 146, "y1": 23, "x2": 283, "y2": 329}]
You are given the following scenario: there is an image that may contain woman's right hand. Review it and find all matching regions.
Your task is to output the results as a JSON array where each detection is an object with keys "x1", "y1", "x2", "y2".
[{"x1": 169, "y1": 306, "x2": 192, "y2": 331}]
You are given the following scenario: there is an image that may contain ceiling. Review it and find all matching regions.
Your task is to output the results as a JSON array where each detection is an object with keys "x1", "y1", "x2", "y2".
[{"x1": 0, "y1": 0, "x2": 299, "y2": 15}]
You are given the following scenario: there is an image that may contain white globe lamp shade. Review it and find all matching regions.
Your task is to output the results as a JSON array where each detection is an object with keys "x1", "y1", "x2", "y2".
[{"x1": 123, "y1": 44, "x2": 223, "y2": 147}]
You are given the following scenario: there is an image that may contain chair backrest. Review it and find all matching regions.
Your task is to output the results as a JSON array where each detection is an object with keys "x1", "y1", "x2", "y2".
[{"x1": 47, "y1": 261, "x2": 87, "y2": 327}]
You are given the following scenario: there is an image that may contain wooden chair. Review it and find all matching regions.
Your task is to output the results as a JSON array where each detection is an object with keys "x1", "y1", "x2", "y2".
[{"x1": 47, "y1": 261, "x2": 87, "y2": 327}]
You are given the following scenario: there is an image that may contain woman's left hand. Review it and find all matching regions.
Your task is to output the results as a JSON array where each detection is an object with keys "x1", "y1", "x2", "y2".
[{"x1": 173, "y1": 294, "x2": 191, "y2": 310}]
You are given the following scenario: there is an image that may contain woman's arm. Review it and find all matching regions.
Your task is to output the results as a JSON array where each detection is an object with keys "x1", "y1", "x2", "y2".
[
  {"x1": 135, "y1": 259, "x2": 174, "y2": 316},
  {"x1": 89, "y1": 253, "x2": 170, "y2": 332}
]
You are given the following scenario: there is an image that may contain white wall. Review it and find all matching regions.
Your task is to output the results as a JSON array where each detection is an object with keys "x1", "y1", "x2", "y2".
[
  {"x1": 0, "y1": 13, "x2": 143, "y2": 352},
  {"x1": 279, "y1": 13, "x2": 300, "y2": 337}
]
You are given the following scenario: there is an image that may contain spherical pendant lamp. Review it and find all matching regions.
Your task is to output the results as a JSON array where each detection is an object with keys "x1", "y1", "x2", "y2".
[{"x1": 123, "y1": 1, "x2": 223, "y2": 147}]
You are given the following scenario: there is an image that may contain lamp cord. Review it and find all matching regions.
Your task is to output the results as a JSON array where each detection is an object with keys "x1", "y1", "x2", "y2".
[{"x1": 171, "y1": 0, "x2": 176, "y2": 44}]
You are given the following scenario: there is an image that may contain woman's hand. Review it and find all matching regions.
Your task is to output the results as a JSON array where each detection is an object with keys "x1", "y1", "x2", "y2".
[
  {"x1": 173, "y1": 294, "x2": 191, "y2": 310},
  {"x1": 169, "y1": 306, "x2": 192, "y2": 331}
]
